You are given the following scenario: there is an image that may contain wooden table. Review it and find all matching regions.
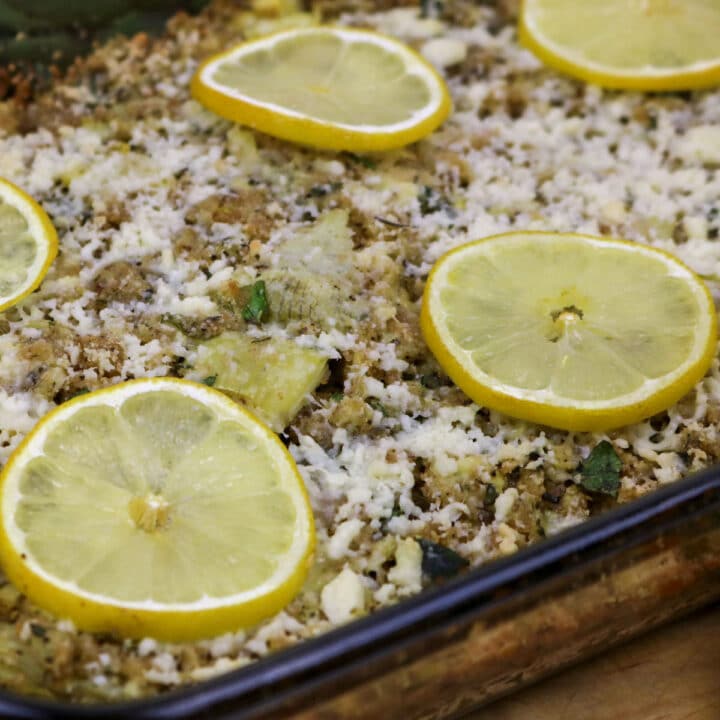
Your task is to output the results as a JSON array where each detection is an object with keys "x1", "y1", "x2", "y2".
[{"x1": 468, "y1": 603, "x2": 720, "y2": 720}]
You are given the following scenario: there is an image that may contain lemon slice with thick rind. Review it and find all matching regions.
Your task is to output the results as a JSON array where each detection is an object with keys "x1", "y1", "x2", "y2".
[
  {"x1": 191, "y1": 27, "x2": 451, "y2": 151},
  {"x1": 519, "y1": 0, "x2": 720, "y2": 91},
  {"x1": 421, "y1": 232, "x2": 718, "y2": 432},
  {"x1": 0, "y1": 178, "x2": 57, "y2": 312},
  {"x1": 0, "y1": 378, "x2": 315, "y2": 641}
]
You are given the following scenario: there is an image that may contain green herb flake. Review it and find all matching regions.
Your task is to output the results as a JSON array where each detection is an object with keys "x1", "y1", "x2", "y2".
[
  {"x1": 580, "y1": 441, "x2": 622, "y2": 496},
  {"x1": 201, "y1": 375, "x2": 217, "y2": 387},
  {"x1": 418, "y1": 185, "x2": 453, "y2": 216},
  {"x1": 420, "y1": 0, "x2": 443, "y2": 18},
  {"x1": 418, "y1": 538, "x2": 469, "y2": 580},
  {"x1": 420, "y1": 372, "x2": 442, "y2": 389},
  {"x1": 29, "y1": 623, "x2": 46, "y2": 638},
  {"x1": 330, "y1": 391, "x2": 344, "y2": 402},
  {"x1": 367, "y1": 397, "x2": 388, "y2": 416},
  {"x1": 241, "y1": 280, "x2": 270, "y2": 325},
  {"x1": 307, "y1": 182, "x2": 342, "y2": 198},
  {"x1": 344, "y1": 152, "x2": 377, "y2": 170},
  {"x1": 483, "y1": 483, "x2": 498, "y2": 508}
]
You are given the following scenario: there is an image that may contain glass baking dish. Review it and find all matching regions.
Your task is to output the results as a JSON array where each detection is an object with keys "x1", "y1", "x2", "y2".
[{"x1": 0, "y1": 464, "x2": 716, "y2": 719}]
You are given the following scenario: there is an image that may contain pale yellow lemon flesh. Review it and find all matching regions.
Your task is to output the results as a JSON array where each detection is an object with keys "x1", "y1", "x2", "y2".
[
  {"x1": 0, "y1": 178, "x2": 57, "y2": 312},
  {"x1": 520, "y1": 0, "x2": 720, "y2": 91},
  {"x1": 421, "y1": 232, "x2": 717, "y2": 431},
  {"x1": 191, "y1": 27, "x2": 451, "y2": 151},
  {"x1": 0, "y1": 378, "x2": 315, "y2": 641}
]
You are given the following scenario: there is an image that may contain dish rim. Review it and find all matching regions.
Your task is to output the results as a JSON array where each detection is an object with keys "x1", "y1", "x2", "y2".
[{"x1": 0, "y1": 463, "x2": 717, "y2": 719}]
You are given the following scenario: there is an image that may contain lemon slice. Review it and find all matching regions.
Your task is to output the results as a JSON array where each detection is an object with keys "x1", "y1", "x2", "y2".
[
  {"x1": 0, "y1": 378, "x2": 315, "y2": 641},
  {"x1": 0, "y1": 178, "x2": 57, "y2": 312},
  {"x1": 519, "y1": 0, "x2": 720, "y2": 91},
  {"x1": 421, "y1": 232, "x2": 717, "y2": 432},
  {"x1": 191, "y1": 27, "x2": 451, "y2": 151}
]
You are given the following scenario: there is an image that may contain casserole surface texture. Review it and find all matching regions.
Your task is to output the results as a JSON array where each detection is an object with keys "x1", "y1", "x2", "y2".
[{"x1": 0, "y1": 0, "x2": 718, "y2": 703}]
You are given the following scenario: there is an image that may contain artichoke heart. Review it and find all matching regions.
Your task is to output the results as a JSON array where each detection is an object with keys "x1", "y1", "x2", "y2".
[
  {"x1": 193, "y1": 331, "x2": 328, "y2": 431},
  {"x1": 262, "y1": 209, "x2": 364, "y2": 331},
  {"x1": 272, "y1": 209, "x2": 354, "y2": 274}
]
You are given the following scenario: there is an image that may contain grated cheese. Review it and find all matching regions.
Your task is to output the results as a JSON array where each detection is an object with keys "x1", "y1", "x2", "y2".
[{"x1": 0, "y1": 0, "x2": 719, "y2": 702}]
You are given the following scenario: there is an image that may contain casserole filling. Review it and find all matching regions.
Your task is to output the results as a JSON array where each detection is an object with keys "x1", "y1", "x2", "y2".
[{"x1": 0, "y1": 0, "x2": 717, "y2": 702}]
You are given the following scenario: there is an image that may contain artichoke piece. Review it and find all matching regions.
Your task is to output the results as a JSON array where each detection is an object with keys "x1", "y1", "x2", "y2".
[
  {"x1": 273, "y1": 209, "x2": 354, "y2": 274},
  {"x1": 193, "y1": 332, "x2": 328, "y2": 431},
  {"x1": 262, "y1": 209, "x2": 364, "y2": 331},
  {"x1": 263, "y1": 270, "x2": 354, "y2": 331}
]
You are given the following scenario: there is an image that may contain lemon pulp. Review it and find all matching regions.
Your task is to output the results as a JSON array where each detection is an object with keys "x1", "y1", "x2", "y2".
[
  {"x1": 191, "y1": 27, "x2": 451, "y2": 151},
  {"x1": 520, "y1": 0, "x2": 720, "y2": 90},
  {"x1": 0, "y1": 379, "x2": 315, "y2": 640},
  {"x1": 0, "y1": 178, "x2": 57, "y2": 312}
]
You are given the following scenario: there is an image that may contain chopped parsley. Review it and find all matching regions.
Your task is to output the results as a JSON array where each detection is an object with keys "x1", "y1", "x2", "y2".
[
  {"x1": 580, "y1": 441, "x2": 622, "y2": 496},
  {"x1": 367, "y1": 397, "x2": 388, "y2": 416},
  {"x1": 307, "y1": 182, "x2": 342, "y2": 198},
  {"x1": 242, "y1": 280, "x2": 270, "y2": 325},
  {"x1": 420, "y1": 0, "x2": 443, "y2": 18},
  {"x1": 420, "y1": 372, "x2": 442, "y2": 389},
  {"x1": 343, "y1": 152, "x2": 377, "y2": 170},
  {"x1": 483, "y1": 483, "x2": 498, "y2": 508},
  {"x1": 201, "y1": 375, "x2": 217, "y2": 387},
  {"x1": 29, "y1": 623, "x2": 46, "y2": 638},
  {"x1": 418, "y1": 185, "x2": 453, "y2": 215}
]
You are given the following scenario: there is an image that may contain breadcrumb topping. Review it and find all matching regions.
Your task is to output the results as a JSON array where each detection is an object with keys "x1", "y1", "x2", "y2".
[{"x1": 0, "y1": 0, "x2": 718, "y2": 702}]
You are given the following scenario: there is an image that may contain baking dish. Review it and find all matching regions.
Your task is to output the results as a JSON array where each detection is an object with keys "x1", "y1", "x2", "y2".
[{"x1": 0, "y1": 463, "x2": 715, "y2": 719}]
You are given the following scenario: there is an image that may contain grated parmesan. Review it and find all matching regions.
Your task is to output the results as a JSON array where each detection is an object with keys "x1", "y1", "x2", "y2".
[{"x1": 0, "y1": 0, "x2": 718, "y2": 703}]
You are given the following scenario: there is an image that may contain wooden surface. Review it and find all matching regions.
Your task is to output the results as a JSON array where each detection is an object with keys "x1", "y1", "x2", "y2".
[{"x1": 468, "y1": 603, "x2": 720, "y2": 720}]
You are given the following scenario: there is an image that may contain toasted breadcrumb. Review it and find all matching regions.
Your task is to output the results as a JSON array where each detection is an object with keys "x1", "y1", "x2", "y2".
[{"x1": 0, "y1": 0, "x2": 718, "y2": 702}]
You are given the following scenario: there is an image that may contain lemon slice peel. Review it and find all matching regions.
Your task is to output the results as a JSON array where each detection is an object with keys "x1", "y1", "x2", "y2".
[
  {"x1": 0, "y1": 178, "x2": 58, "y2": 313},
  {"x1": 519, "y1": 0, "x2": 720, "y2": 91},
  {"x1": 421, "y1": 232, "x2": 717, "y2": 432},
  {"x1": 191, "y1": 26, "x2": 452, "y2": 151},
  {"x1": 0, "y1": 378, "x2": 315, "y2": 641}
]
